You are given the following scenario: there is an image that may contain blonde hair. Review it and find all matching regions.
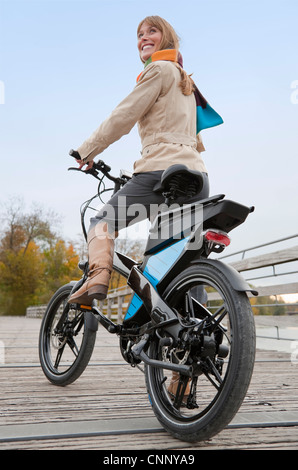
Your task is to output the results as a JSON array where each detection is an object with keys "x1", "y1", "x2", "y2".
[{"x1": 137, "y1": 16, "x2": 195, "y2": 96}]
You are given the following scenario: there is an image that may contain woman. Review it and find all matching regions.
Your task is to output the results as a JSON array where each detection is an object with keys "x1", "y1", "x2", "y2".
[{"x1": 68, "y1": 16, "x2": 210, "y2": 306}]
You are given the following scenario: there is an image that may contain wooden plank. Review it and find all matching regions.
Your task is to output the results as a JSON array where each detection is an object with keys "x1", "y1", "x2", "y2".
[
  {"x1": 230, "y1": 245, "x2": 298, "y2": 272},
  {"x1": 207, "y1": 282, "x2": 298, "y2": 300},
  {"x1": 1, "y1": 411, "x2": 298, "y2": 444},
  {"x1": 252, "y1": 282, "x2": 298, "y2": 297},
  {"x1": 1, "y1": 316, "x2": 298, "y2": 450}
]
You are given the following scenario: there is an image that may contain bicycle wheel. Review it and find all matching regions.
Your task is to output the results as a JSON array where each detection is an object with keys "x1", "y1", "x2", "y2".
[
  {"x1": 145, "y1": 262, "x2": 256, "y2": 442},
  {"x1": 39, "y1": 283, "x2": 97, "y2": 386}
]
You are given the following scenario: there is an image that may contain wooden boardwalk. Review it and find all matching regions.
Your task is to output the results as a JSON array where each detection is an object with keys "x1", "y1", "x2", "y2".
[{"x1": 0, "y1": 315, "x2": 298, "y2": 450}]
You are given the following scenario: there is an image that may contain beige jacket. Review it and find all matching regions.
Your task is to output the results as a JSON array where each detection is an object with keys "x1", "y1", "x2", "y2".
[{"x1": 78, "y1": 61, "x2": 207, "y2": 174}]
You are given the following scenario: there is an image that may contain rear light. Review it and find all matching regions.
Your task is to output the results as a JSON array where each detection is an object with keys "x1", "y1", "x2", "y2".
[{"x1": 204, "y1": 230, "x2": 231, "y2": 247}]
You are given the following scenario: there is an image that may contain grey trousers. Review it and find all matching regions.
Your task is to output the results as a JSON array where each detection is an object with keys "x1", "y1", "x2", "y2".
[
  {"x1": 89, "y1": 170, "x2": 209, "y2": 305},
  {"x1": 89, "y1": 170, "x2": 209, "y2": 233}
]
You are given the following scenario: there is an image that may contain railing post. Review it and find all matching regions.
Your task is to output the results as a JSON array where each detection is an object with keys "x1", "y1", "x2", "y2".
[
  {"x1": 107, "y1": 298, "x2": 112, "y2": 320},
  {"x1": 117, "y1": 295, "x2": 123, "y2": 323}
]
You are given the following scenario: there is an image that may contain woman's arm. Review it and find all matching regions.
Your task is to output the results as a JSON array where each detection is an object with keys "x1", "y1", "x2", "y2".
[{"x1": 77, "y1": 64, "x2": 163, "y2": 163}]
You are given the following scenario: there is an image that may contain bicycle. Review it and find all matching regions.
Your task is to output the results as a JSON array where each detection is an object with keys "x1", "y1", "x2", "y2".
[{"x1": 39, "y1": 151, "x2": 257, "y2": 443}]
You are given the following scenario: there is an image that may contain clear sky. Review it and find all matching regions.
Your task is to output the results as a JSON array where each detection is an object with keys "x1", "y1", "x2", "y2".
[{"x1": 0, "y1": 0, "x2": 298, "y2": 255}]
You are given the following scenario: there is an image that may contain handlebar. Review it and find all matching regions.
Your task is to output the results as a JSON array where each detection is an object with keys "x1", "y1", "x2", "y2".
[
  {"x1": 69, "y1": 149, "x2": 81, "y2": 160},
  {"x1": 68, "y1": 148, "x2": 131, "y2": 191},
  {"x1": 68, "y1": 149, "x2": 132, "y2": 240}
]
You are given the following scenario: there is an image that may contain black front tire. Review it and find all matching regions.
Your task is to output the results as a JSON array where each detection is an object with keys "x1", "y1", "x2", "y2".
[{"x1": 39, "y1": 283, "x2": 97, "y2": 386}]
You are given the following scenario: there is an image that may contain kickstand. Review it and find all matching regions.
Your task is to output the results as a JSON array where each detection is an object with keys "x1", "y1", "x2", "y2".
[
  {"x1": 187, "y1": 376, "x2": 199, "y2": 409},
  {"x1": 173, "y1": 376, "x2": 189, "y2": 408}
]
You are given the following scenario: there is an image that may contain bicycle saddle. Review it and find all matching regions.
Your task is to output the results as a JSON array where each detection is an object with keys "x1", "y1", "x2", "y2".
[{"x1": 153, "y1": 164, "x2": 204, "y2": 198}]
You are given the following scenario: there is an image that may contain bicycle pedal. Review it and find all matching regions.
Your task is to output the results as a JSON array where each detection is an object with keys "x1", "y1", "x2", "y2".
[{"x1": 78, "y1": 304, "x2": 93, "y2": 310}]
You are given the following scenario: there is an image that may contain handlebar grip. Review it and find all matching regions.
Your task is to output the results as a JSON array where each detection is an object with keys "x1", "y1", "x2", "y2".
[
  {"x1": 69, "y1": 149, "x2": 81, "y2": 160},
  {"x1": 94, "y1": 160, "x2": 111, "y2": 173}
]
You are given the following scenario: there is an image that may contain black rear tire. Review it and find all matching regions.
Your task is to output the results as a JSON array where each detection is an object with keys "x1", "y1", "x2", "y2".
[{"x1": 145, "y1": 263, "x2": 256, "y2": 442}]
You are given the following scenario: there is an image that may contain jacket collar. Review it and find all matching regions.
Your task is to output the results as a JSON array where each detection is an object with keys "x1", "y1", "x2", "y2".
[
  {"x1": 137, "y1": 49, "x2": 180, "y2": 82},
  {"x1": 144, "y1": 49, "x2": 178, "y2": 67}
]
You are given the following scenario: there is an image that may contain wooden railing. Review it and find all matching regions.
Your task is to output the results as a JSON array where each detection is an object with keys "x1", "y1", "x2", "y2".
[
  {"x1": 229, "y1": 245, "x2": 298, "y2": 298},
  {"x1": 97, "y1": 286, "x2": 132, "y2": 322},
  {"x1": 26, "y1": 235, "x2": 298, "y2": 320},
  {"x1": 26, "y1": 286, "x2": 132, "y2": 322}
]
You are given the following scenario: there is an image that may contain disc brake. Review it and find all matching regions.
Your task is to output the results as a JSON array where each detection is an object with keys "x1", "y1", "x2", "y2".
[{"x1": 161, "y1": 345, "x2": 190, "y2": 365}]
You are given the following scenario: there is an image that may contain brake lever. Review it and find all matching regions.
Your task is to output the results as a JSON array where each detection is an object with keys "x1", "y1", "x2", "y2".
[
  {"x1": 68, "y1": 167, "x2": 82, "y2": 171},
  {"x1": 67, "y1": 167, "x2": 99, "y2": 177}
]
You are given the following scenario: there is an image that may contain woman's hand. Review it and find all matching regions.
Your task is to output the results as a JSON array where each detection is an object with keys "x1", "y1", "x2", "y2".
[
  {"x1": 69, "y1": 149, "x2": 93, "y2": 171},
  {"x1": 77, "y1": 159, "x2": 94, "y2": 171}
]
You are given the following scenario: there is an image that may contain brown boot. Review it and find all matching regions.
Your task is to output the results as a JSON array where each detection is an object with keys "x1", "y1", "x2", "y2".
[
  {"x1": 168, "y1": 371, "x2": 191, "y2": 405},
  {"x1": 68, "y1": 223, "x2": 116, "y2": 305}
]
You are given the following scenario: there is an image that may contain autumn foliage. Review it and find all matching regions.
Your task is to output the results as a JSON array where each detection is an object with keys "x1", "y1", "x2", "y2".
[
  {"x1": 0, "y1": 198, "x2": 146, "y2": 316},
  {"x1": 0, "y1": 198, "x2": 81, "y2": 315}
]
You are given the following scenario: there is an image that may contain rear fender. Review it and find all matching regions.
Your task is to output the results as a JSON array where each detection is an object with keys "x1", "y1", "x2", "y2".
[{"x1": 190, "y1": 258, "x2": 258, "y2": 296}]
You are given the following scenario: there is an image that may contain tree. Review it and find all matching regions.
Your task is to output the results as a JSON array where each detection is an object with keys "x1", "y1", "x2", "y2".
[
  {"x1": 250, "y1": 293, "x2": 287, "y2": 316},
  {"x1": 0, "y1": 197, "x2": 80, "y2": 315},
  {"x1": 0, "y1": 196, "x2": 58, "y2": 253},
  {"x1": 0, "y1": 197, "x2": 149, "y2": 315},
  {"x1": 40, "y1": 239, "x2": 81, "y2": 301},
  {"x1": 0, "y1": 240, "x2": 44, "y2": 315}
]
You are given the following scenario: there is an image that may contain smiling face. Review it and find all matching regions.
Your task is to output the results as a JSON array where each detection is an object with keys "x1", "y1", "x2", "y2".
[{"x1": 137, "y1": 21, "x2": 163, "y2": 62}]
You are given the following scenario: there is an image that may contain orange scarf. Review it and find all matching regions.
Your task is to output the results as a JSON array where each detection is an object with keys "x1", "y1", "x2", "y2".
[
  {"x1": 136, "y1": 49, "x2": 223, "y2": 134},
  {"x1": 136, "y1": 49, "x2": 179, "y2": 82}
]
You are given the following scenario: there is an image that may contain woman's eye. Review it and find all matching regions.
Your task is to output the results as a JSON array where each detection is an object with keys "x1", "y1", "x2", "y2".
[{"x1": 138, "y1": 28, "x2": 158, "y2": 39}]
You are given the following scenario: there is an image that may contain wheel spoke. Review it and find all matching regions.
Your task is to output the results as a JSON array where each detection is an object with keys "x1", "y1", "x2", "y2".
[
  {"x1": 208, "y1": 305, "x2": 228, "y2": 330},
  {"x1": 186, "y1": 292, "x2": 196, "y2": 318},
  {"x1": 53, "y1": 343, "x2": 66, "y2": 369},
  {"x1": 202, "y1": 357, "x2": 223, "y2": 390},
  {"x1": 72, "y1": 316, "x2": 84, "y2": 336},
  {"x1": 67, "y1": 336, "x2": 79, "y2": 357}
]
